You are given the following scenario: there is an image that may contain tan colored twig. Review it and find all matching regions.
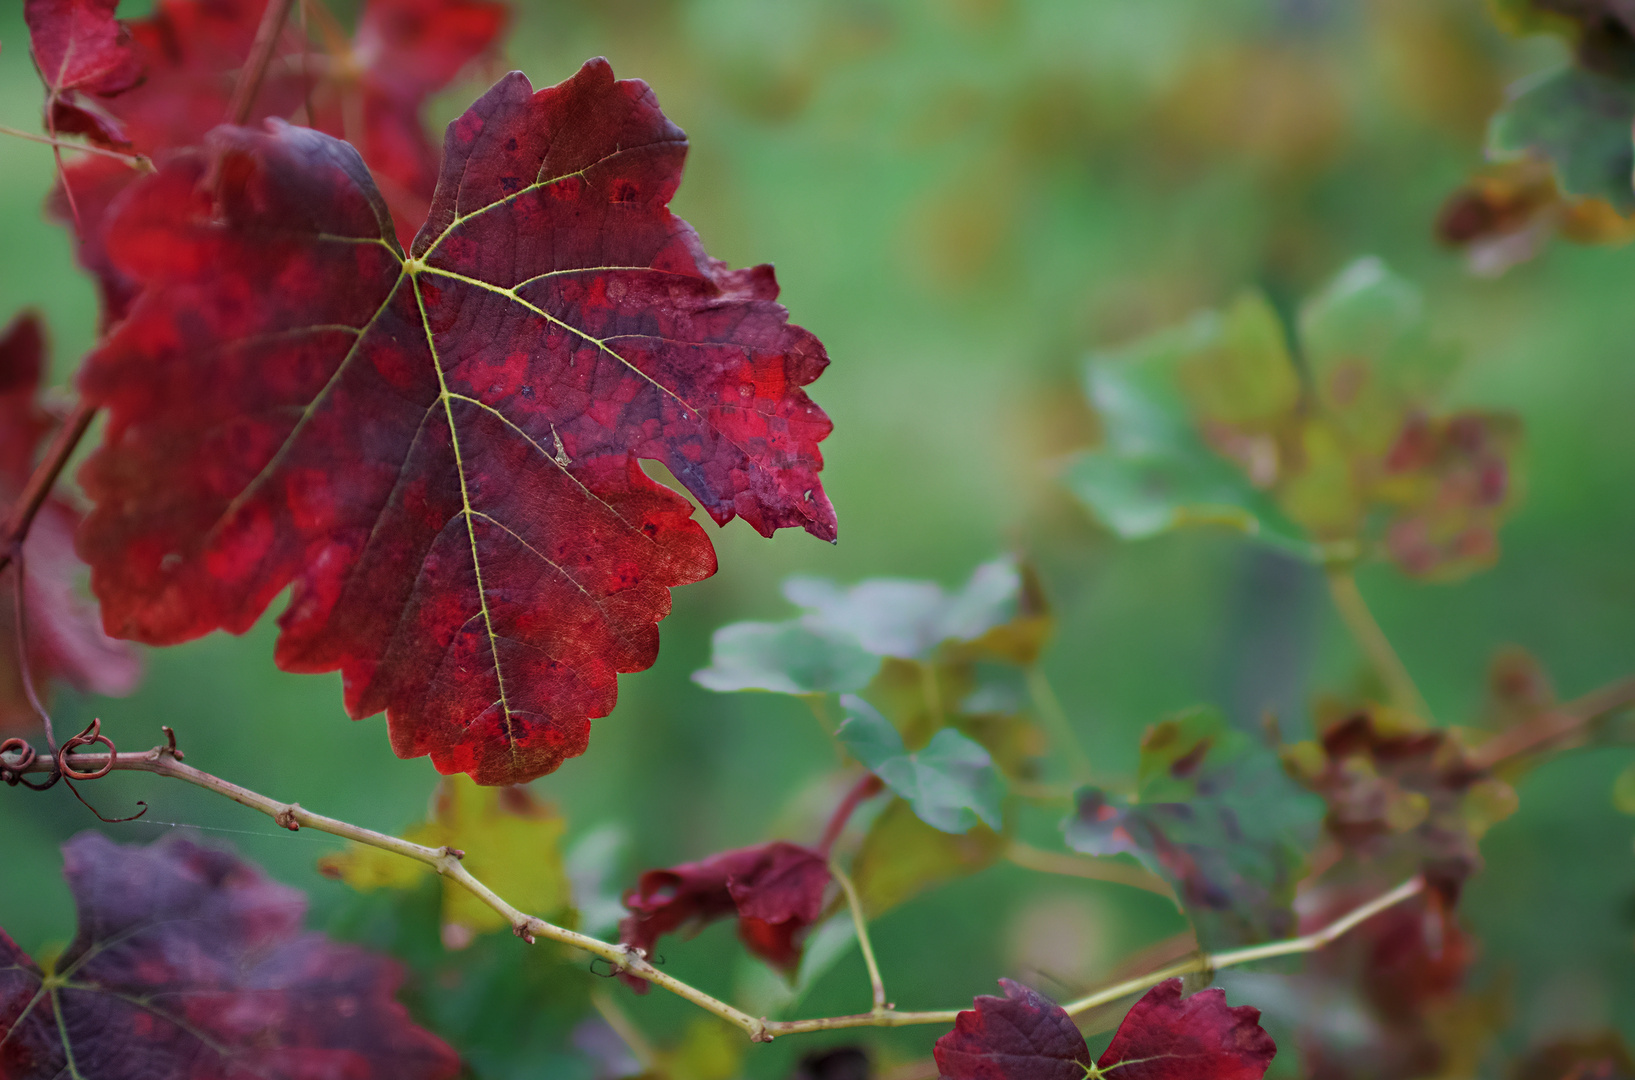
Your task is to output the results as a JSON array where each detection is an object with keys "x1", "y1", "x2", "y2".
[
  {"x1": 0, "y1": 125, "x2": 153, "y2": 169},
  {"x1": 6, "y1": 740, "x2": 1424, "y2": 1042}
]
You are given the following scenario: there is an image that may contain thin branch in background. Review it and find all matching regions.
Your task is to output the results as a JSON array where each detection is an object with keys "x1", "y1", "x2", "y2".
[
  {"x1": 829, "y1": 859, "x2": 888, "y2": 1012},
  {"x1": 1004, "y1": 840, "x2": 1176, "y2": 902},
  {"x1": 1471, "y1": 674, "x2": 1635, "y2": 769},
  {"x1": 0, "y1": 125, "x2": 153, "y2": 170},
  {"x1": 918, "y1": 660, "x2": 945, "y2": 728},
  {"x1": 227, "y1": 0, "x2": 300, "y2": 125},
  {"x1": 2, "y1": 740, "x2": 1427, "y2": 1043},
  {"x1": 1325, "y1": 567, "x2": 1433, "y2": 721},
  {"x1": 1025, "y1": 664, "x2": 1094, "y2": 784},
  {"x1": 0, "y1": 399, "x2": 98, "y2": 578},
  {"x1": 8, "y1": 552, "x2": 55, "y2": 752}
]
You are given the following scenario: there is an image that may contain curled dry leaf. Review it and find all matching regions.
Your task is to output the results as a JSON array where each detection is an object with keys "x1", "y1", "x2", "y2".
[
  {"x1": 618, "y1": 840, "x2": 831, "y2": 991},
  {"x1": 0, "y1": 311, "x2": 138, "y2": 732},
  {"x1": 932, "y1": 978, "x2": 1275, "y2": 1080},
  {"x1": 75, "y1": 60, "x2": 835, "y2": 784},
  {"x1": 0, "y1": 833, "x2": 459, "y2": 1079}
]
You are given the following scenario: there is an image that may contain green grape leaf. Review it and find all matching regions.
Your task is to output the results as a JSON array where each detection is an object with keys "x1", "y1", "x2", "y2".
[
  {"x1": 1063, "y1": 315, "x2": 1318, "y2": 559},
  {"x1": 321, "y1": 775, "x2": 570, "y2": 936},
  {"x1": 693, "y1": 621, "x2": 880, "y2": 694},
  {"x1": 784, "y1": 556, "x2": 1040, "y2": 662},
  {"x1": 851, "y1": 797, "x2": 1004, "y2": 917},
  {"x1": 1490, "y1": 66, "x2": 1635, "y2": 212},
  {"x1": 1066, "y1": 259, "x2": 1520, "y2": 581},
  {"x1": 837, "y1": 694, "x2": 1005, "y2": 833},
  {"x1": 694, "y1": 555, "x2": 1048, "y2": 700},
  {"x1": 1064, "y1": 708, "x2": 1323, "y2": 947}
]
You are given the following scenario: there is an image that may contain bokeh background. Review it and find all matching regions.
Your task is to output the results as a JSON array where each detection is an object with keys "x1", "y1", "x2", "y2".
[{"x1": 3, "y1": 0, "x2": 1634, "y2": 1076}]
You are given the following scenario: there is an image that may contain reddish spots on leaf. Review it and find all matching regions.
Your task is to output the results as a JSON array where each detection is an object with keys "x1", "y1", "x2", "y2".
[{"x1": 76, "y1": 61, "x2": 830, "y2": 783}]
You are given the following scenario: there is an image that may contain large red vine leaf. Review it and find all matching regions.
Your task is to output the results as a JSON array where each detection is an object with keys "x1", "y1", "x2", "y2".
[
  {"x1": 32, "y1": 0, "x2": 506, "y2": 320},
  {"x1": 932, "y1": 978, "x2": 1276, "y2": 1080},
  {"x1": 0, "y1": 312, "x2": 138, "y2": 732},
  {"x1": 75, "y1": 59, "x2": 836, "y2": 784},
  {"x1": 0, "y1": 832, "x2": 459, "y2": 1079},
  {"x1": 618, "y1": 840, "x2": 832, "y2": 991}
]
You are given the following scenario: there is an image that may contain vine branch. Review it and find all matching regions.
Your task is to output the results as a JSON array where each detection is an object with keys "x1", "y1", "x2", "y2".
[
  {"x1": 227, "y1": 0, "x2": 299, "y2": 125},
  {"x1": 0, "y1": 399, "x2": 97, "y2": 578},
  {"x1": 4, "y1": 735, "x2": 1425, "y2": 1043}
]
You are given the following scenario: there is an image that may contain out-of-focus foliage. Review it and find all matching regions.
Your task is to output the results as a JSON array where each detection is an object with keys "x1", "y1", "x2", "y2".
[
  {"x1": 1066, "y1": 259, "x2": 1523, "y2": 582},
  {"x1": 4, "y1": 1, "x2": 1635, "y2": 1079}
]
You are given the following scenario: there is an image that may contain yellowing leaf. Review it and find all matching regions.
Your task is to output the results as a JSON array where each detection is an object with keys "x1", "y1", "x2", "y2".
[{"x1": 320, "y1": 776, "x2": 569, "y2": 936}]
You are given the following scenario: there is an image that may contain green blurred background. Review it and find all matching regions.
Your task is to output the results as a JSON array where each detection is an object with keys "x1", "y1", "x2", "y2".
[{"x1": 2, "y1": 0, "x2": 1634, "y2": 1076}]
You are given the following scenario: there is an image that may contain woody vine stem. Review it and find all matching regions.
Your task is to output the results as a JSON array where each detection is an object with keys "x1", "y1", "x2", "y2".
[{"x1": 4, "y1": 735, "x2": 1424, "y2": 1042}]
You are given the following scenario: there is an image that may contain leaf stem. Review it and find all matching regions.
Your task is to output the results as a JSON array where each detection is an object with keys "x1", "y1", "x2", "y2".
[
  {"x1": 1324, "y1": 566, "x2": 1431, "y2": 721},
  {"x1": 829, "y1": 860, "x2": 888, "y2": 1012},
  {"x1": 1004, "y1": 841, "x2": 1176, "y2": 902},
  {"x1": 0, "y1": 400, "x2": 98, "y2": 578},
  {"x1": 227, "y1": 0, "x2": 299, "y2": 125},
  {"x1": 1025, "y1": 664, "x2": 1094, "y2": 784},
  {"x1": 590, "y1": 988, "x2": 658, "y2": 1072},
  {"x1": 817, "y1": 772, "x2": 884, "y2": 856},
  {"x1": 6, "y1": 741, "x2": 1423, "y2": 1042},
  {"x1": 0, "y1": 125, "x2": 154, "y2": 169},
  {"x1": 918, "y1": 661, "x2": 945, "y2": 728}
]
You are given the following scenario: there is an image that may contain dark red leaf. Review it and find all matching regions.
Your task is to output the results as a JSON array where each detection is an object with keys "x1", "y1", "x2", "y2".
[
  {"x1": 23, "y1": 0, "x2": 144, "y2": 144},
  {"x1": 0, "y1": 312, "x2": 138, "y2": 731},
  {"x1": 0, "y1": 832, "x2": 459, "y2": 1079},
  {"x1": 933, "y1": 979, "x2": 1092, "y2": 1080},
  {"x1": 75, "y1": 60, "x2": 835, "y2": 783},
  {"x1": 932, "y1": 978, "x2": 1275, "y2": 1080},
  {"x1": 1099, "y1": 979, "x2": 1276, "y2": 1080},
  {"x1": 618, "y1": 840, "x2": 831, "y2": 991},
  {"x1": 38, "y1": 0, "x2": 505, "y2": 321}
]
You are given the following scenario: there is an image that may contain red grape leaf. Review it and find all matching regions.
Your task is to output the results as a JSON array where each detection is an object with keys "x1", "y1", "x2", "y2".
[
  {"x1": 75, "y1": 59, "x2": 835, "y2": 784},
  {"x1": 36, "y1": 0, "x2": 505, "y2": 320},
  {"x1": 23, "y1": 0, "x2": 144, "y2": 144},
  {"x1": 932, "y1": 978, "x2": 1275, "y2": 1080},
  {"x1": 0, "y1": 312, "x2": 138, "y2": 731},
  {"x1": 1282, "y1": 709, "x2": 1517, "y2": 897},
  {"x1": 0, "y1": 832, "x2": 459, "y2": 1079},
  {"x1": 618, "y1": 840, "x2": 831, "y2": 991}
]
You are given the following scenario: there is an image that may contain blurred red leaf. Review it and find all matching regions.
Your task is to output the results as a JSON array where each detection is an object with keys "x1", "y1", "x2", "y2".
[
  {"x1": 1512, "y1": 1034, "x2": 1635, "y2": 1080},
  {"x1": 618, "y1": 840, "x2": 831, "y2": 991},
  {"x1": 23, "y1": 0, "x2": 144, "y2": 144},
  {"x1": 0, "y1": 312, "x2": 138, "y2": 732},
  {"x1": 933, "y1": 978, "x2": 1275, "y2": 1080},
  {"x1": 31, "y1": 0, "x2": 505, "y2": 320},
  {"x1": 75, "y1": 60, "x2": 835, "y2": 783},
  {"x1": 0, "y1": 832, "x2": 459, "y2": 1079}
]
